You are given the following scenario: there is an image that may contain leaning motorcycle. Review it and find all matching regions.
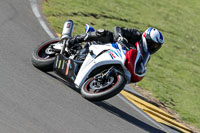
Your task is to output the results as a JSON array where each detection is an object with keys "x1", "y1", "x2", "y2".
[{"x1": 32, "y1": 20, "x2": 146, "y2": 101}]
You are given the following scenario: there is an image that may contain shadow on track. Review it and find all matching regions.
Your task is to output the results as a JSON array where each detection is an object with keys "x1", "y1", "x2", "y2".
[
  {"x1": 46, "y1": 72, "x2": 165, "y2": 133},
  {"x1": 46, "y1": 72, "x2": 80, "y2": 93},
  {"x1": 94, "y1": 101, "x2": 165, "y2": 133}
]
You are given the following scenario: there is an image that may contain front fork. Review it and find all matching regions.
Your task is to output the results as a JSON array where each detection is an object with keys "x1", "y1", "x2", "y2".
[
  {"x1": 60, "y1": 39, "x2": 68, "y2": 54},
  {"x1": 94, "y1": 66, "x2": 123, "y2": 84}
]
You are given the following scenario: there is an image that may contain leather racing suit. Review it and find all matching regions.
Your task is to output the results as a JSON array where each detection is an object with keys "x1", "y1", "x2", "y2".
[
  {"x1": 68, "y1": 26, "x2": 141, "y2": 49},
  {"x1": 67, "y1": 26, "x2": 150, "y2": 83}
]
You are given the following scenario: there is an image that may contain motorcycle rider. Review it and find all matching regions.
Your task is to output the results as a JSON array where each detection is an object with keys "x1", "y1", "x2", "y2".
[{"x1": 64, "y1": 26, "x2": 164, "y2": 82}]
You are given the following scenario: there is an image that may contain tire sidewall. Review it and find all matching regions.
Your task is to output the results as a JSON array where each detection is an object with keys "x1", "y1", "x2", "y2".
[
  {"x1": 31, "y1": 38, "x2": 60, "y2": 71},
  {"x1": 81, "y1": 74, "x2": 126, "y2": 101}
]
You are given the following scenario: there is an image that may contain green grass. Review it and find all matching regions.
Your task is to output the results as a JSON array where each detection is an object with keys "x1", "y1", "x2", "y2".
[{"x1": 43, "y1": 0, "x2": 200, "y2": 129}]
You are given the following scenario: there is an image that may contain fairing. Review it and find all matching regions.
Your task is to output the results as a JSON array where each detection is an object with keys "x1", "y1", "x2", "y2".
[{"x1": 74, "y1": 43, "x2": 131, "y2": 88}]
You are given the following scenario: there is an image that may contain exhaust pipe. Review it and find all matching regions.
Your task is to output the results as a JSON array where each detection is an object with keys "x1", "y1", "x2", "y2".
[
  {"x1": 61, "y1": 20, "x2": 74, "y2": 39},
  {"x1": 60, "y1": 20, "x2": 74, "y2": 54}
]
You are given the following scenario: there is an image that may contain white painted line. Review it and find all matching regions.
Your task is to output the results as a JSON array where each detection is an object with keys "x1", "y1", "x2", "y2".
[{"x1": 29, "y1": 0, "x2": 55, "y2": 38}]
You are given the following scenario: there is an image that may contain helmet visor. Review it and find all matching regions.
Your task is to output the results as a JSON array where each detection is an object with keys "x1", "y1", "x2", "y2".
[{"x1": 147, "y1": 39, "x2": 162, "y2": 54}]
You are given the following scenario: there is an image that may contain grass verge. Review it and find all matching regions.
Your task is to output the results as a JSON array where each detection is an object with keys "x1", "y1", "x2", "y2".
[{"x1": 42, "y1": 0, "x2": 200, "y2": 130}]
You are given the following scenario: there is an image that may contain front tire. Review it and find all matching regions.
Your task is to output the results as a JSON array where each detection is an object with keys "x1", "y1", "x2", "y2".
[
  {"x1": 81, "y1": 74, "x2": 126, "y2": 102},
  {"x1": 31, "y1": 38, "x2": 60, "y2": 71}
]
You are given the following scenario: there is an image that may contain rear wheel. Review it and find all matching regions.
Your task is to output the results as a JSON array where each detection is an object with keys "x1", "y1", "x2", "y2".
[
  {"x1": 81, "y1": 71, "x2": 126, "y2": 102},
  {"x1": 31, "y1": 38, "x2": 60, "y2": 71}
]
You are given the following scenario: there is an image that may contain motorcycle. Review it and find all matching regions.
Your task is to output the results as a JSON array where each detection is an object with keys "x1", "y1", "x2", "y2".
[{"x1": 32, "y1": 20, "x2": 145, "y2": 101}]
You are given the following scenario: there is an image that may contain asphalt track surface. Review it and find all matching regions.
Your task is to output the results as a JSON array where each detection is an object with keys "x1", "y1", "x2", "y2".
[{"x1": 0, "y1": 0, "x2": 167, "y2": 133}]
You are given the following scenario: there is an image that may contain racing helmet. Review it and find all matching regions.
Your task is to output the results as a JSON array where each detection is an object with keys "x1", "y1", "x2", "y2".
[{"x1": 142, "y1": 27, "x2": 164, "y2": 54}]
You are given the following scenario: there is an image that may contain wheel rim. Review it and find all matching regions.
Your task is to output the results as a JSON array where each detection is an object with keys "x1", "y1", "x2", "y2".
[
  {"x1": 85, "y1": 76, "x2": 119, "y2": 94},
  {"x1": 89, "y1": 77, "x2": 114, "y2": 90},
  {"x1": 37, "y1": 41, "x2": 58, "y2": 59}
]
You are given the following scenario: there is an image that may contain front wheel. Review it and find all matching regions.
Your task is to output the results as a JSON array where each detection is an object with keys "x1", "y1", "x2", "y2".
[
  {"x1": 31, "y1": 38, "x2": 60, "y2": 71},
  {"x1": 81, "y1": 73, "x2": 126, "y2": 102}
]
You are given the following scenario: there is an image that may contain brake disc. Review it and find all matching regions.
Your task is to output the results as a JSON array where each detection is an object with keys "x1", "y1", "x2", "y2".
[{"x1": 89, "y1": 77, "x2": 114, "y2": 90}]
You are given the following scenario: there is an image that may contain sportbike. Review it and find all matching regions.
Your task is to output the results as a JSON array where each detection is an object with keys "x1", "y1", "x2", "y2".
[{"x1": 32, "y1": 20, "x2": 146, "y2": 101}]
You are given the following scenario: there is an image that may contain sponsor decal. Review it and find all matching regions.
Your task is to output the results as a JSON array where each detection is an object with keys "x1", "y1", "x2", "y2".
[
  {"x1": 65, "y1": 60, "x2": 71, "y2": 76},
  {"x1": 109, "y1": 52, "x2": 116, "y2": 59},
  {"x1": 67, "y1": 23, "x2": 71, "y2": 28},
  {"x1": 55, "y1": 56, "x2": 59, "y2": 67},
  {"x1": 62, "y1": 60, "x2": 65, "y2": 69},
  {"x1": 112, "y1": 43, "x2": 122, "y2": 58},
  {"x1": 58, "y1": 60, "x2": 62, "y2": 69},
  {"x1": 112, "y1": 43, "x2": 120, "y2": 50}
]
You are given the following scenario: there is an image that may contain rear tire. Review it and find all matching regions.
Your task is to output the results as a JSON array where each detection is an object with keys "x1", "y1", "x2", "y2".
[
  {"x1": 81, "y1": 74, "x2": 126, "y2": 102},
  {"x1": 31, "y1": 38, "x2": 60, "y2": 71}
]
